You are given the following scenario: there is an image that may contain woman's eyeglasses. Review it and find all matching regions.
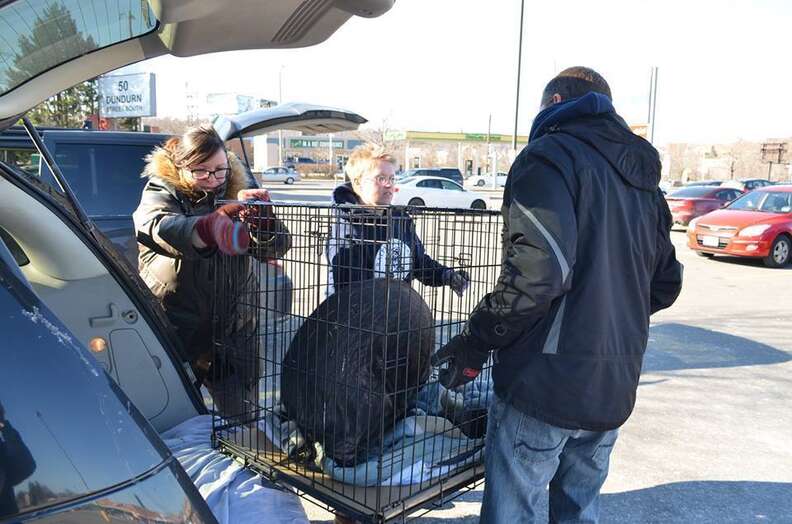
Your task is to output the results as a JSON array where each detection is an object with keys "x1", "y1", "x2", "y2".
[
  {"x1": 368, "y1": 175, "x2": 395, "y2": 185},
  {"x1": 189, "y1": 167, "x2": 230, "y2": 181}
]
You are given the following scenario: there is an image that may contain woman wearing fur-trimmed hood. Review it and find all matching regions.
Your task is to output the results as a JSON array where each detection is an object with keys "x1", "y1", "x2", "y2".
[{"x1": 133, "y1": 124, "x2": 290, "y2": 418}]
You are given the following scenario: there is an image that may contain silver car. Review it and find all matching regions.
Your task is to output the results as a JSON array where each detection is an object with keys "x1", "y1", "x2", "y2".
[{"x1": 260, "y1": 166, "x2": 301, "y2": 184}]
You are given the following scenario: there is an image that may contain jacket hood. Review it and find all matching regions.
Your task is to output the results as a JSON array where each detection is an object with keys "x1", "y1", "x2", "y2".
[
  {"x1": 142, "y1": 147, "x2": 250, "y2": 201},
  {"x1": 332, "y1": 182, "x2": 363, "y2": 205},
  {"x1": 530, "y1": 92, "x2": 661, "y2": 192}
]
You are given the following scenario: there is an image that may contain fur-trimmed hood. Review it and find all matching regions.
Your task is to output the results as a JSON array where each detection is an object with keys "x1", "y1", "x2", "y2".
[
  {"x1": 142, "y1": 147, "x2": 250, "y2": 201},
  {"x1": 332, "y1": 182, "x2": 363, "y2": 205}
]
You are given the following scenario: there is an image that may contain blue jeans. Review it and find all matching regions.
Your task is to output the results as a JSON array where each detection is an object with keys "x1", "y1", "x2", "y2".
[{"x1": 480, "y1": 394, "x2": 618, "y2": 524}]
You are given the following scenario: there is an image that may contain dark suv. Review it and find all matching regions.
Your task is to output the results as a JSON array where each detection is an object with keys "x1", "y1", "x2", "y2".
[
  {"x1": 402, "y1": 167, "x2": 464, "y2": 186},
  {"x1": 1, "y1": 127, "x2": 169, "y2": 265}
]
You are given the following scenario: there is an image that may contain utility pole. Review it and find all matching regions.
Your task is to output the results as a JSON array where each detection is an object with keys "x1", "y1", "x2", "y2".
[
  {"x1": 329, "y1": 133, "x2": 334, "y2": 176},
  {"x1": 278, "y1": 66, "x2": 284, "y2": 166},
  {"x1": 511, "y1": 0, "x2": 525, "y2": 151},
  {"x1": 488, "y1": 114, "x2": 497, "y2": 189},
  {"x1": 647, "y1": 66, "x2": 659, "y2": 144}
]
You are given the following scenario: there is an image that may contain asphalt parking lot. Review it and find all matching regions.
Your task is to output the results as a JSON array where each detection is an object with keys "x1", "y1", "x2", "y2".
[{"x1": 300, "y1": 211, "x2": 792, "y2": 522}]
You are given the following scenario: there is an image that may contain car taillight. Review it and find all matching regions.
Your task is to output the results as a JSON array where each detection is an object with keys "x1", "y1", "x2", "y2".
[{"x1": 670, "y1": 199, "x2": 692, "y2": 209}]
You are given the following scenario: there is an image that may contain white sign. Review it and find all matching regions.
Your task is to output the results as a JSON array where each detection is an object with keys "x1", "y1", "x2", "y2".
[{"x1": 99, "y1": 73, "x2": 156, "y2": 118}]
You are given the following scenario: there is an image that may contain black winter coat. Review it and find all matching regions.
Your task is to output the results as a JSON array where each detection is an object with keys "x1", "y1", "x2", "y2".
[
  {"x1": 465, "y1": 93, "x2": 683, "y2": 431},
  {"x1": 133, "y1": 149, "x2": 290, "y2": 362}
]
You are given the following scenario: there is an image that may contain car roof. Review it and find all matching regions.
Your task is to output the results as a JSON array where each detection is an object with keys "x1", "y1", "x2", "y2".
[
  {"x1": 1, "y1": 126, "x2": 169, "y2": 145},
  {"x1": 668, "y1": 186, "x2": 727, "y2": 197},
  {"x1": 758, "y1": 185, "x2": 792, "y2": 192},
  {"x1": 404, "y1": 176, "x2": 460, "y2": 183},
  {"x1": 0, "y1": 0, "x2": 394, "y2": 124}
]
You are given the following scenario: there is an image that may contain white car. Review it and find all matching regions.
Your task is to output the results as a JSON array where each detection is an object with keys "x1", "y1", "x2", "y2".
[
  {"x1": 393, "y1": 176, "x2": 487, "y2": 209},
  {"x1": 259, "y1": 166, "x2": 300, "y2": 184},
  {"x1": 466, "y1": 172, "x2": 508, "y2": 187}
]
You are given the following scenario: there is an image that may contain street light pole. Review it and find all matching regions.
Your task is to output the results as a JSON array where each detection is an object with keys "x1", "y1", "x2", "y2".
[
  {"x1": 278, "y1": 66, "x2": 284, "y2": 166},
  {"x1": 648, "y1": 66, "x2": 659, "y2": 144},
  {"x1": 511, "y1": 0, "x2": 525, "y2": 152},
  {"x1": 329, "y1": 133, "x2": 334, "y2": 177}
]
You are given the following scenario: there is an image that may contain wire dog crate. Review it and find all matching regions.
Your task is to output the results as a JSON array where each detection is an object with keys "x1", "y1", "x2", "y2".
[{"x1": 212, "y1": 202, "x2": 502, "y2": 523}]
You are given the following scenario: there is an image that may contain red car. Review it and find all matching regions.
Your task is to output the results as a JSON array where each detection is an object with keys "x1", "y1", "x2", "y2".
[
  {"x1": 665, "y1": 186, "x2": 744, "y2": 226},
  {"x1": 687, "y1": 185, "x2": 792, "y2": 267}
]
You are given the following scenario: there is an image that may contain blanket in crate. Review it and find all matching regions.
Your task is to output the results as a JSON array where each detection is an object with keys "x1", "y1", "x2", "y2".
[
  {"x1": 261, "y1": 407, "x2": 485, "y2": 487},
  {"x1": 161, "y1": 415, "x2": 309, "y2": 524}
]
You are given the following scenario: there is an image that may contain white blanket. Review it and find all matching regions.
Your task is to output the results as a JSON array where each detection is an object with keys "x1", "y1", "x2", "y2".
[{"x1": 161, "y1": 415, "x2": 309, "y2": 524}]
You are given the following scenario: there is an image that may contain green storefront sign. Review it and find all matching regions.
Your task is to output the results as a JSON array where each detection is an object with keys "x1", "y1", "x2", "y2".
[
  {"x1": 290, "y1": 139, "x2": 344, "y2": 149},
  {"x1": 463, "y1": 133, "x2": 511, "y2": 142}
]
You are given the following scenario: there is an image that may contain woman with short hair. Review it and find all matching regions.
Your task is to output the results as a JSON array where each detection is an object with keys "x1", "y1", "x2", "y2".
[{"x1": 326, "y1": 142, "x2": 468, "y2": 296}]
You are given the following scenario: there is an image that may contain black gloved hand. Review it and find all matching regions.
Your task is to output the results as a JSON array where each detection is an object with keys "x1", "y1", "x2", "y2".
[
  {"x1": 431, "y1": 332, "x2": 489, "y2": 389},
  {"x1": 443, "y1": 269, "x2": 470, "y2": 297}
]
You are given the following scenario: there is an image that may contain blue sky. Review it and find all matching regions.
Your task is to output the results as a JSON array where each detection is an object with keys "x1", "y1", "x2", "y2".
[{"x1": 129, "y1": 0, "x2": 792, "y2": 145}]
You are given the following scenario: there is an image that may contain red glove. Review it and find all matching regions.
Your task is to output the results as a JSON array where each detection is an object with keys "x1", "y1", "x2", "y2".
[{"x1": 194, "y1": 203, "x2": 250, "y2": 255}]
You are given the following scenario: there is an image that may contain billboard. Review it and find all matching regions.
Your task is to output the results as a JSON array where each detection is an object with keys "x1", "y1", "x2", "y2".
[{"x1": 98, "y1": 73, "x2": 157, "y2": 118}]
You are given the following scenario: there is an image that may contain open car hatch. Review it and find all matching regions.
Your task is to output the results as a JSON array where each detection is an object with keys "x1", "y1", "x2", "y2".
[
  {"x1": 213, "y1": 102, "x2": 367, "y2": 141},
  {"x1": 0, "y1": 0, "x2": 394, "y2": 125}
]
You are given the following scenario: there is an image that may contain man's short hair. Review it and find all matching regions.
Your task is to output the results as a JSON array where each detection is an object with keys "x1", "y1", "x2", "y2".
[
  {"x1": 541, "y1": 66, "x2": 612, "y2": 108},
  {"x1": 345, "y1": 143, "x2": 397, "y2": 188}
]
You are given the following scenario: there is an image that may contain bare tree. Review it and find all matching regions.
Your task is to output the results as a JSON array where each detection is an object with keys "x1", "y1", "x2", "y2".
[
  {"x1": 726, "y1": 140, "x2": 764, "y2": 180},
  {"x1": 666, "y1": 143, "x2": 704, "y2": 181},
  {"x1": 357, "y1": 117, "x2": 393, "y2": 146},
  {"x1": 141, "y1": 116, "x2": 192, "y2": 135}
]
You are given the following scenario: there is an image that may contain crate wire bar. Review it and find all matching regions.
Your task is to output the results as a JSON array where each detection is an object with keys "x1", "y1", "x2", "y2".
[{"x1": 212, "y1": 202, "x2": 502, "y2": 523}]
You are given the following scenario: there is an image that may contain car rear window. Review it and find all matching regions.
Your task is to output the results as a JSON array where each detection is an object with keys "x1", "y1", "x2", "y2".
[
  {"x1": 417, "y1": 179, "x2": 443, "y2": 189},
  {"x1": 0, "y1": 0, "x2": 158, "y2": 94},
  {"x1": 668, "y1": 187, "x2": 715, "y2": 198},
  {"x1": 50, "y1": 142, "x2": 157, "y2": 216},
  {"x1": 0, "y1": 146, "x2": 39, "y2": 177}
]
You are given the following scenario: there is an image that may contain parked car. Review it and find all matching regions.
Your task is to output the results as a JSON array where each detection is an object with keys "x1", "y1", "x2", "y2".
[
  {"x1": 0, "y1": 0, "x2": 390, "y2": 522},
  {"x1": 284, "y1": 156, "x2": 316, "y2": 169},
  {"x1": 401, "y1": 167, "x2": 464, "y2": 186},
  {"x1": 393, "y1": 176, "x2": 487, "y2": 209},
  {"x1": 0, "y1": 127, "x2": 169, "y2": 264},
  {"x1": 665, "y1": 186, "x2": 744, "y2": 226},
  {"x1": 687, "y1": 185, "x2": 792, "y2": 267},
  {"x1": 259, "y1": 166, "x2": 301, "y2": 184},
  {"x1": 684, "y1": 180, "x2": 724, "y2": 187},
  {"x1": 466, "y1": 171, "x2": 508, "y2": 187},
  {"x1": 720, "y1": 178, "x2": 775, "y2": 192}
]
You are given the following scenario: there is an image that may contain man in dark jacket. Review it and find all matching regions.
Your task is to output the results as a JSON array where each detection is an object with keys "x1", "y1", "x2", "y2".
[{"x1": 432, "y1": 67, "x2": 683, "y2": 523}]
